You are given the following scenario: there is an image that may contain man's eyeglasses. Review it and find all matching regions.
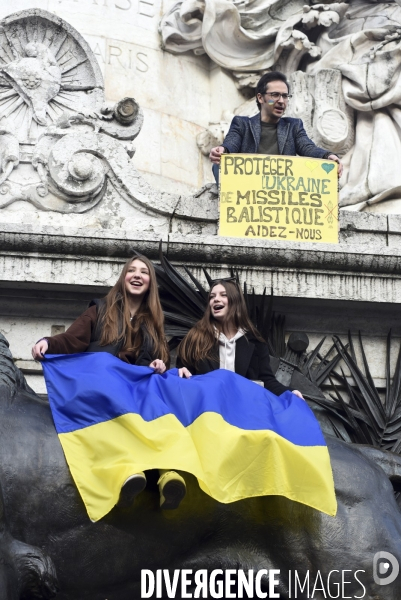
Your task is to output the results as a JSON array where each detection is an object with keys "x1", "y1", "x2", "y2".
[{"x1": 264, "y1": 92, "x2": 292, "y2": 101}]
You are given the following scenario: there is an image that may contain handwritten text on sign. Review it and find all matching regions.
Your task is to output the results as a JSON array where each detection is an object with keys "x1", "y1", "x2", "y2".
[{"x1": 219, "y1": 154, "x2": 339, "y2": 243}]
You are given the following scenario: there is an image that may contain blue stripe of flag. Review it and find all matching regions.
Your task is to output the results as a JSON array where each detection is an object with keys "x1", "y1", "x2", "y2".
[{"x1": 42, "y1": 353, "x2": 326, "y2": 447}]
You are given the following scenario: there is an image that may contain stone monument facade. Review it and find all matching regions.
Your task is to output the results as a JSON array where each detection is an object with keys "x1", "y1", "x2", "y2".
[
  {"x1": 0, "y1": 4, "x2": 399, "y2": 397},
  {"x1": 0, "y1": 7, "x2": 399, "y2": 600}
]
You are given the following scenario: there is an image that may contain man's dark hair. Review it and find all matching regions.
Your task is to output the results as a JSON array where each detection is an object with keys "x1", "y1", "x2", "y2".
[{"x1": 255, "y1": 71, "x2": 290, "y2": 110}]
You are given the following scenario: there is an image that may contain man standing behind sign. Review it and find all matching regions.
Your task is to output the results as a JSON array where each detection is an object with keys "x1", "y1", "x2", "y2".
[{"x1": 209, "y1": 72, "x2": 343, "y2": 181}]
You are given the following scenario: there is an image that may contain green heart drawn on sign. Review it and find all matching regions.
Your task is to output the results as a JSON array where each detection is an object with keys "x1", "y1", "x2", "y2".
[{"x1": 321, "y1": 163, "x2": 335, "y2": 174}]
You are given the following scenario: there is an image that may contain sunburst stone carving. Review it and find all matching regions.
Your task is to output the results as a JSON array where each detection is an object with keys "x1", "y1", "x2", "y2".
[{"x1": 0, "y1": 10, "x2": 103, "y2": 143}]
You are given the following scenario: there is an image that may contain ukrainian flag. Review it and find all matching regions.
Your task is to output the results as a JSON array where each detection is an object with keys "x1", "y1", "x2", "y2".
[{"x1": 42, "y1": 353, "x2": 336, "y2": 522}]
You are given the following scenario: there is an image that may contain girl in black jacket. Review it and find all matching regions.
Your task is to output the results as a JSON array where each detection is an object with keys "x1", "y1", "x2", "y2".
[{"x1": 177, "y1": 279, "x2": 304, "y2": 399}]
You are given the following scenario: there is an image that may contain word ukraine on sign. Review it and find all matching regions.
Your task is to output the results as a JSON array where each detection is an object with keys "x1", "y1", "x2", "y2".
[{"x1": 219, "y1": 154, "x2": 339, "y2": 243}]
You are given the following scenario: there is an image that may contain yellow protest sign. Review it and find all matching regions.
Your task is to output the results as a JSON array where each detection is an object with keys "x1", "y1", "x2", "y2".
[{"x1": 219, "y1": 154, "x2": 339, "y2": 243}]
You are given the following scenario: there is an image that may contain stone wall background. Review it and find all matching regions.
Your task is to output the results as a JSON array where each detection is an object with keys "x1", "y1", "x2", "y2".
[{"x1": 2, "y1": 212, "x2": 401, "y2": 393}]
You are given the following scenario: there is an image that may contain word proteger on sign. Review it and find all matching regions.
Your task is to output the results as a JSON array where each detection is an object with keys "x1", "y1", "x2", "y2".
[{"x1": 219, "y1": 154, "x2": 339, "y2": 244}]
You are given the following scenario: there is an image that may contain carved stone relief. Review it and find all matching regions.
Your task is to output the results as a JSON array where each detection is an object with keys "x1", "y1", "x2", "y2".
[
  {"x1": 164, "y1": 0, "x2": 401, "y2": 213},
  {"x1": 0, "y1": 12, "x2": 103, "y2": 141},
  {"x1": 0, "y1": 8, "x2": 217, "y2": 225},
  {"x1": 287, "y1": 69, "x2": 355, "y2": 157}
]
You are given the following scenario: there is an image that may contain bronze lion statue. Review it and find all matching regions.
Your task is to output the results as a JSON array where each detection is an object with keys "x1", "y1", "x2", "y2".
[{"x1": 0, "y1": 333, "x2": 400, "y2": 599}]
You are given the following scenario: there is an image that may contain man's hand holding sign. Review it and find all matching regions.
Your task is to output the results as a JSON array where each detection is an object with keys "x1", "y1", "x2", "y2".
[
  {"x1": 219, "y1": 154, "x2": 339, "y2": 243},
  {"x1": 210, "y1": 70, "x2": 341, "y2": 242}
]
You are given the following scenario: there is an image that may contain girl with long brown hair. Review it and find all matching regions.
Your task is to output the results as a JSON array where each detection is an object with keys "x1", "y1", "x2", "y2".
[
  {"x1": 177, "y1": 279, "x2": 304, "y2": 398},
  {"x1": 32, "y1": 255, "x2": 186, "y2": 511}
]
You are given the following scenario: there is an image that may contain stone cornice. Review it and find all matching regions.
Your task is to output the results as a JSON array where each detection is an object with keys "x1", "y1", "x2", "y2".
[{"x1": 0, "y1": 211, "x2": 400, "y2": 276}]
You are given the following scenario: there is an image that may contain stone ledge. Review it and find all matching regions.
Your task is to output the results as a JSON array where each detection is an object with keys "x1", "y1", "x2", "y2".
[
  {"x1": 0, "y1": 224, "x2": 169, "y2": 258},
  {"x1": 388, "y1": 214, "x2": 401, "y2": 233},
  {"x1": 0, "y1": 210, "x2": 400, "y2": 290},
  {"x1": 340, "y1": 211, "x2": 388, "y2": 232},
  {"x1": 1, "y1": 251, "x2": 401, "y2": 303},
  {"x1": 166, "y1": 234, "x2": 401, "y2": 274},
  {"x1": 0, "y1": 227, "x2": 401, "y2": 275},
  {"x1": 14, "y1": 360, "x2": 42, "y2": 374}
]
